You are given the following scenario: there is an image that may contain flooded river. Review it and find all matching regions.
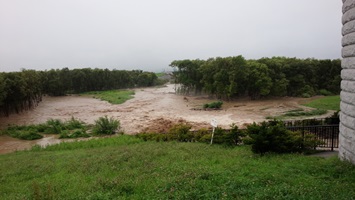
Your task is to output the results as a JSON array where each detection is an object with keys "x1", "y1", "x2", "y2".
[{"x1": 0, "y1": 84, "x2": 321, "y2": 154}]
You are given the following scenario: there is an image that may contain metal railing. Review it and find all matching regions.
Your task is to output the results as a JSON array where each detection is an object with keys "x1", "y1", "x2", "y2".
[{"x1": 286, "y1": 124, "x2": 339, "y2": 151}]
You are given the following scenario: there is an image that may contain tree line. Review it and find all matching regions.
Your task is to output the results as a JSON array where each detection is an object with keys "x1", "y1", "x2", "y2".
[
  {"x1": 0, "y1": 68, "x2": 161, "y2": 116},
  {"x1": 170, "y1": 56, "x2": 341, "y2": 100}
]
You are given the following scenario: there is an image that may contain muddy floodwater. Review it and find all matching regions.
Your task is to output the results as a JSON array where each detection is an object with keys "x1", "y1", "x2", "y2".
[{"x1": 0, "y1": 84, "x2": 327, "y2": 154}]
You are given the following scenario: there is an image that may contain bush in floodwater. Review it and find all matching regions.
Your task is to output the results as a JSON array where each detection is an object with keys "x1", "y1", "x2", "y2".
[
  {"x1": 93, "y1": 116, "x2": 120, "y2": 135},
  {"x1": 44, "y1": 119, "x2": 64, "y2": 134},
  {"x1": 65, "y1": 117, "x2": 85, "y2": 130},
  {"x1": 3, "y1": 126, "x2": 43, "y2": 140},
  {"x1": 203, "y1": 101, "x2": 223, "y2": 109},
  {"x1": 17, "y1": 129, "x2": 43, "y2": 140}
]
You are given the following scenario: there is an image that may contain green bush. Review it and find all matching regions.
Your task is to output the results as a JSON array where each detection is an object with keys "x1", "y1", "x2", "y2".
[
  {"x1": 203, "y1": 101, "x2": 223, "y2": 109},
  {"x1": 192, "y1": 128, "x2": 210, "y2": 142},
  {"x1": 44, "y1": 119, "x2": 64, "y2": 134},
  {"x1": 3, "y1": 126, "x2": 43, "y2": 140},
  {"x1": 246, "y1": 120, "x2": 302, "y2": 155},
  {"x1": 65, "y1": 117, "x2": 85, "y2": 129},
  {"x1": 299, "y1": 85, "x2": 315, "y2": 97},
  {"x1": 167, "y1": 124, "x2": 192, "y2": 142},
  {"x1": 301, "y1": 93, "x2": 311, "y2": 98},
  {"x1": 246, "y1": 120, "x2": 325, "y2": 155},
  {"x1": 18, "y1": 130, "x2": 43, "y2": 140},
  {"x1": 210, "y1": 125, "x2": 244, "y2": 146},
  {"x1": 136, "y1": 123, "x2": 243, "y2": 146},
  {"x1": 302, "y1": 132, "x2": 324, "y2": 150},
  {"x1": 93, "y1": 116, "x2": 120, "y2": 135},
  {"x1": 319, "y1": 89, "x2": 333, "y2": 96}
]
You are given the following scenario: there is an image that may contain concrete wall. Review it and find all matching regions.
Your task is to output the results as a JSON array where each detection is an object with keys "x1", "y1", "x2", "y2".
[{"x1": 340, "y1": 0, "x2": 355, "y2": 164}]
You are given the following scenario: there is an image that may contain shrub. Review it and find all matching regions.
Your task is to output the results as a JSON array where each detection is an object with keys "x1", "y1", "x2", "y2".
[
  {"x1": 3, "y1": 127, "x2": 43, "y2": 140},
  {"x1": 319, "y1": 89, "x2": 333, "y2": 96},
  {"x1": 302, "y1": 132, "x2": 324, "y2": 150},
  {"x1": 246, "y1": 120, "x2": 302, "y2": 155},
  {"x1": 203, "y1": 101, "x2": 223, "y2": 109},
  {"x1": 299, "y1": 85, "x2": 315, "y2": 97},
  {"x1": 301, "y1": 93, "x2": 311, "y2": 98},
  {"x1": 210, "y1": 125, "x2": 244, "y2": 146},
  {"x1": 18, "y1": 131, "x2": 43, "y2": 140},
  {"x1": 44, "y1": 119, "x2": 64, "y2": 134},
  {"x1": 65, "y1": 117, "x2": 85, "y2": 129},
  {"x1": 192, "y1": 128, "x2": 210, "y2": 142},
  {"x1": 136, "y1": 123, "x2": 243, "y2": 146},
  {"x1": 167, "y1": 123, "x2": 192, "y2": 142},
  {"x1": 93, "y1": 116, "x2": 120, "y2": 135}
]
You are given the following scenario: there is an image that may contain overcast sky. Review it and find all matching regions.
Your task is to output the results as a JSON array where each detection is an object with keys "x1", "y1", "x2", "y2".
[{"x1": 0, "y1": 0, "x2": 342, "y2": 72}]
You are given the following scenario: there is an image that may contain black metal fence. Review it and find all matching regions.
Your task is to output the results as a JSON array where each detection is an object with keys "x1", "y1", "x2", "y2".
[{"x1": 286, "y1": 125, "x2": 339, "y2": 151}]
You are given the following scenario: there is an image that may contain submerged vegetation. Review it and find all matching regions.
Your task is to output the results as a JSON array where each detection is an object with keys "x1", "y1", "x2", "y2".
[
  {"x1": 1, "y1": 116, "x2": 120, "y2": 140},
  {"x1": 203, "y1": 101, "x2": 223, "y2": 109},
  {"x1": 93, "y1": 116, "x2": 120, "y2": 135},
  {"x1": 0, "y1": 135, "x2": 354, "y2": 199},
  {"x1": 83, "y1": 90, "x2": 135, "y2": 104}
]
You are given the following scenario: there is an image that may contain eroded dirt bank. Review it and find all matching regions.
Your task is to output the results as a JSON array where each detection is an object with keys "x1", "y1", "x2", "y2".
[{"x1": 0, "y1": 84, "x2": 326, "y2": 154}]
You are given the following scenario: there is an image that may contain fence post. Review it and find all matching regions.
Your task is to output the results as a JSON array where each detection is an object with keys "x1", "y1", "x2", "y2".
[
  {"x1": 331, "y1": 126, "x2": 335, "y2": 151},
  {"x1": 302, "y1": 120, "x2": 305, "y2": 150}
]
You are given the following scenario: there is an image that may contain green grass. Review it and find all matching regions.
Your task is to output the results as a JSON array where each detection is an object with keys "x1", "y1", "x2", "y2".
[
  {"x1": 304, "y1": 95, "x2": 340, "y2": 111},
  {"x1": 282, "y1": 109, "x2": 327, "y2": 117},
  {"x1": 83, "y1": 90, "x2": 135, "y2": 104},
  {"x1": 266, "y1": 109, "x2": 328, "y2": 120},
  {"x1": 1, "y1": 136, "x2": 355, "y2": 199}
]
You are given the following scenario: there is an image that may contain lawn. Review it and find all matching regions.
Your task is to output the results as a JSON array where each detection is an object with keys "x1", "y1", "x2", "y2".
[
  {"x1": 83, "y1": 90, "x2": 135, "y2": 104},
  {"x1": 0, "y1": 135, "x2": 354, "y2": 199},
  {"x1": 303, "y1": 95, "x2": 340, "y2": 111}
]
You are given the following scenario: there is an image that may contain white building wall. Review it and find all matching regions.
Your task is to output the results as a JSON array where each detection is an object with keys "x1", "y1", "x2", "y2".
[{"x1": 340, "y1": 0, "x2": 355, "y2": 164}]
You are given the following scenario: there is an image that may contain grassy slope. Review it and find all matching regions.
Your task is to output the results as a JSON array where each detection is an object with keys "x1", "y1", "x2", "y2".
[
  {"x1": 1, "y1": 136, "x2": 355, "y2": 199},
  {"x1": 303, "y1": 95, "x2": 340, "y2": 111},
  {"x1": 83, "y1": 90, "x2": 135, "y2": 104}
]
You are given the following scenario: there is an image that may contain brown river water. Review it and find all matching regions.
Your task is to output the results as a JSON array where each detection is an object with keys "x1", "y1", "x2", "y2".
[{"x1": 0, "y1": 84, "x2": 324, "y2": 154}]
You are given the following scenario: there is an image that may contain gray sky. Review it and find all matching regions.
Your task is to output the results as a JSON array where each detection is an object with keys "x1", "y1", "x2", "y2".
[{"x1": 0, "y1": 0, "x2": 342, "y2": 72}]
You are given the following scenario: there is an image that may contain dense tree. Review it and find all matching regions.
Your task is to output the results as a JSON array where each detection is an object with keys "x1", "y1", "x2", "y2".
[
  {"x1": 0, "y1": 70, "x2": 42, "y2": 116},
  {"x1": 0, "y1": 68, "x2": 162, "y2": 116},
  {"x1": 171, "y1": 56, "x2": 341, "y2": 100},
  {"x1": 246, "y1": 61, "x2": 272, "y2": 99},
  {"x1": 170, "y1": 59, "x2": 204, "y2": 95}
]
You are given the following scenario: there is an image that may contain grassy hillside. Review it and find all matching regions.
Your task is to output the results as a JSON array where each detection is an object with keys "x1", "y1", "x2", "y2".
[
  {"x1": 1, "y1": 135, "x2": 354, "y2": 199},
  {"x1": 304, "y1": 95, "x2": 340, "y2": 111}
]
